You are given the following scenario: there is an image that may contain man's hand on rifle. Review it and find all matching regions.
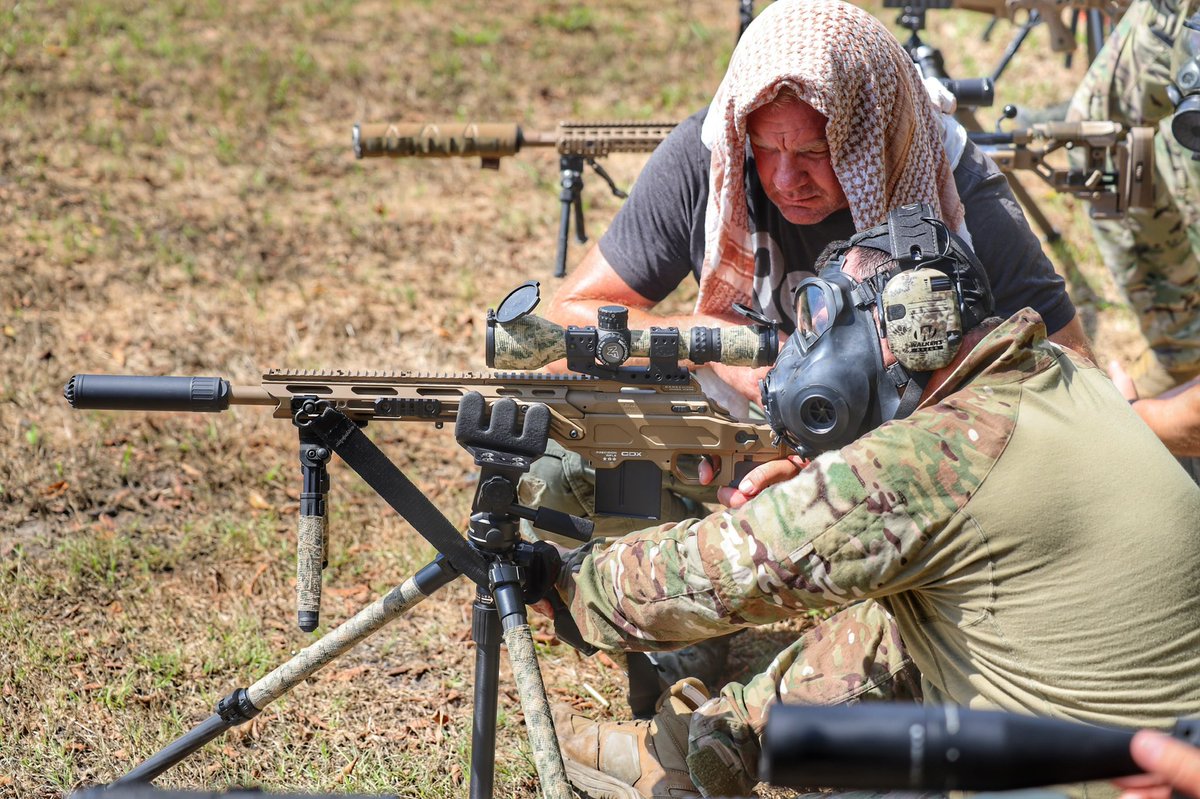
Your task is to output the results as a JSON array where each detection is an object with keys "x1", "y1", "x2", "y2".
[{"x1": 698, "y1": 454, "x2": 810, "y2": 508}]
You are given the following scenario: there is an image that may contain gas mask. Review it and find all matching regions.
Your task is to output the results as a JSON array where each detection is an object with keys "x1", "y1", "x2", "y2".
[
  {"x1": 1168, "y1": 12, "x2": 1200, "y2": 155},
  {"x1": 761, "y1": 203, "x2": 994, "y2": 458}
]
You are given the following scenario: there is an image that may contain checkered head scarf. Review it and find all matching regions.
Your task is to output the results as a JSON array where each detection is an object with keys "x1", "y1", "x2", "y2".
[{"x1": 695, "y1": 0, "x2": 966, "y2": 320}]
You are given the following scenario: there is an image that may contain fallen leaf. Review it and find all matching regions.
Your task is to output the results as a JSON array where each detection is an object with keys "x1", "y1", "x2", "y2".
[
  {"x1": 327, "y1": 666, "x2": 368, "y2": 682},
  {"x1": 248, "y1": 492, "x2": 272, "y2": 510},
  {"x1": 386, "y1": 661, "x2": 431, "y2": 678},
  {"x1": 41, "y1": 480, "x2": 69, "y2": 498}
]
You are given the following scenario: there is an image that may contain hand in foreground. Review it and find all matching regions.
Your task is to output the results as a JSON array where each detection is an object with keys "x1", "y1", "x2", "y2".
[
  {"x1": 1114, "y1": 730, "x2": 1200, "y2": 799},
  {"x1": 702, "y1": 455, "x2": 809, "y2": 508}
]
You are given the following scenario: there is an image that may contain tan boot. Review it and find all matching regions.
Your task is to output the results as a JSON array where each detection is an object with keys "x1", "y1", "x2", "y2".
[{"x1": 552, "y1": 678, "x2": 710, "y2": 799}]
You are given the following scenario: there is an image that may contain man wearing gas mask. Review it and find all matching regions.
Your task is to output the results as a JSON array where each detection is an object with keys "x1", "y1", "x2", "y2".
[
  {"x1": 546, "y1": 205, "x2": 1200, "y2": 799},
  {"x1": 523, "y1": 0, "x2": 1093, "y2": 697},
  {"x1": 1068, "y1": 0, "x2": 1200, "y2": 464}
]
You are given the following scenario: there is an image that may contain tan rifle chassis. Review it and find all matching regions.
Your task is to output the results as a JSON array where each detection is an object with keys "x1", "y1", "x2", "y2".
[
  {"x1": 977, "y1": 121, "x2": 1155, "y2": 218},
  {"x1": 353, "y1": 121, "x2": 676, "y2": 168},
  {"x1": 66, "y1": 369, "x2": 788, "y2": 514}
]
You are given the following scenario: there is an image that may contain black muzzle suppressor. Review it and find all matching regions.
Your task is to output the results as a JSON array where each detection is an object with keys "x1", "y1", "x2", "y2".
[
  {"x1": 761, "y1": 703, "x2": 1152, "y2": 792},
  {"x1": 64, "y1": 374, "x2": 232, "y2": 413}
]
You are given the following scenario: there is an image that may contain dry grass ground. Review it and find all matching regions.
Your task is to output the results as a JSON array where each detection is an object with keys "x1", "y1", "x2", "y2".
[{"x1": 0, "y1": 1, "x2": 1156, "y2": 796}]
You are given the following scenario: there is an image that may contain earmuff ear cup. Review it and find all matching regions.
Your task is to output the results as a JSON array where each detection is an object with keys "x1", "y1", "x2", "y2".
[{"x1": 881, "y1": 267, "x2": 964, "y2": 371}]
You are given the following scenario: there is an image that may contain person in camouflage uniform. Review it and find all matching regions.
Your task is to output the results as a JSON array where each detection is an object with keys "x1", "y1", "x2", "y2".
[
  {"x1": 1069, "y1": 0, "x2": 1200, "y2": 459},
  {"x1": 549, "y1": 242, "x2": 1200, "y2": 799}
]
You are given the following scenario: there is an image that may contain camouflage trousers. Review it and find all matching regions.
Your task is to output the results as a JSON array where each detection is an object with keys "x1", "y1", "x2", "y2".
[
  {"x1": 684, "y1": 599, "x2": 923, "y2": 797},
  {"x1": 1068, "y1": 0, "x2": 1200, "y2": 380}
]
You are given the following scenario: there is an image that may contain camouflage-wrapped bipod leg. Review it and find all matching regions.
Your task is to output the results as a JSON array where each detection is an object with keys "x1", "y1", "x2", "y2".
[
  {"x1": 247, "y1": 575, "x2": 432, "y2": 708},
  {"x1": 502, "y1": 623, "x2": 571, "y2": 799},
  {"x1": 684, "y1": 600, "x2": 922, "y2": 797},
  {"x1": 296, "y1": 514, "x2": 326, "y2": 629}
]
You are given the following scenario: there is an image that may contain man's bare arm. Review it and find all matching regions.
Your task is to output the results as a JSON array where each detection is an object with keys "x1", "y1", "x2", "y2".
[
  {"x1": 545, "y1": 242, "x2": 730, "y2": 330},
  {"x1": 1047, "y1": 313, "x2": 1094, "y2": 361}
]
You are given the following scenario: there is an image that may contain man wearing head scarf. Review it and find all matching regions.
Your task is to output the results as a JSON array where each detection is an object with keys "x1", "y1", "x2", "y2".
[
  {"x1": 518, "y1": 0, "x2": 1095, "y2": 699},
  {"x1": 542, "y1": 0, "x2": 1089, "y2": 408},
  {"x1": 523, "y1": 0, "x2": 1091, "y2": 528}
]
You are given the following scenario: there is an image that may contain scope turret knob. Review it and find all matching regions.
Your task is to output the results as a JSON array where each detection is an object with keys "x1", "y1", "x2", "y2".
[
  {"x1": 596, "y1": 305, "x2": 631, "y2": 367},
  {"x1": 597, "y1": 336, "x2": 630, "y2": 366},
  {"x1": 597, "y1": 305, "x2": 629, "y2": 331}
]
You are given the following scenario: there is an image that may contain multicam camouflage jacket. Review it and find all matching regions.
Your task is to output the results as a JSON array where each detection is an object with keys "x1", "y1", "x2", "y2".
[{"x1": 562, "y1": 309, "x2": 1200, "y2": 728}]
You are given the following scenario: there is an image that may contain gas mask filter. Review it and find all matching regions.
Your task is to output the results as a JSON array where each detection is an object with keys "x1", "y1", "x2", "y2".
[{"x1": 761, "y1": 203, "x2": 994, "y2": 458}]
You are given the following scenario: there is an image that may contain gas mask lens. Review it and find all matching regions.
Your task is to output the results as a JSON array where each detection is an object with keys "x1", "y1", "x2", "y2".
[{"x1": 795, "y1": 279, "x2": 840, "y2": 351}]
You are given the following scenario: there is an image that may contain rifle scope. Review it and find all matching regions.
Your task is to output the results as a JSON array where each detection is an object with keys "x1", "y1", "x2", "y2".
[
  {"x1": 486, "y1": 312, "x2": 778, "y2": 371},
  {"x1": 761, "y1": 703, "x2": 1199, "y2": 792}
]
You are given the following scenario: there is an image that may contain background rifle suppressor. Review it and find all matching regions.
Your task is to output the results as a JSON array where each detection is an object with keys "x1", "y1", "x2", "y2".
[{"x1": 352, "y1": 121, "x2": 675, "y2": 166}]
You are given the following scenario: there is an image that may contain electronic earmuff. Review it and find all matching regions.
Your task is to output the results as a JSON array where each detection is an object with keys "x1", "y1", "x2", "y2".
[{"x1": 825, "y1": 203, "x2": 994, "y2": 373}]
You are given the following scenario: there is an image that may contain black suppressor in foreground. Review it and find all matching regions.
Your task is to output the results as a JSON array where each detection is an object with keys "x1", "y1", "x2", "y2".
[{"x1": 762, "y1": 704, "x2": 1200, "y2": 792}]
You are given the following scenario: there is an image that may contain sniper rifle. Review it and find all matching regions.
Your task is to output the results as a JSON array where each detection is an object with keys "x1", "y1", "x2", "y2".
[
  {"x1": 66, "y1": 281, "x2": 783, "y2": 631},
  {"x1": 353, "y1": 117, "x2": 1156, "y2": 247},
  {"x1": 353, "y1": 121, "x2": 675, "y2": 277},
  {"x1": 61, "y1": 282, "x2": 781, "y2": 797}
]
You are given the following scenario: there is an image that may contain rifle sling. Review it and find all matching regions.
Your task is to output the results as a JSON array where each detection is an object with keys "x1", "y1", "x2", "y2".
[{"x1": 307, "y1": 406, "x2": 491, "y2": 588}]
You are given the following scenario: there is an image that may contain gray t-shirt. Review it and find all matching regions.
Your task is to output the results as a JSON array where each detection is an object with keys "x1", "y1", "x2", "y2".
[{"x1": 600, "y1": 108, "x2": 1076, "y2": 336}]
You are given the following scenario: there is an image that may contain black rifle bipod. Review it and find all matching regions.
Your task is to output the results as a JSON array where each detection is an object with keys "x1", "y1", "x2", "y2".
[
  {"x1": 552, "y1": 155, "x2": 634, "y2": 278},
  {"x1": 554, "y1": 154, "x2": 587, "y2": 279}
]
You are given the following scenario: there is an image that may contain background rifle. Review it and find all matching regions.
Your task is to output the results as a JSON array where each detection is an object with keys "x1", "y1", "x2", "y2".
[
  {"x1": 971, "y1": 120, "x2": 1155, "y2": 217},
  {"x1": 354, "y1": 121, "x2": 675, "y2": 278},
  {"x1": 953, "y1": 0, "x2": 1128, "y2": 53}
]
